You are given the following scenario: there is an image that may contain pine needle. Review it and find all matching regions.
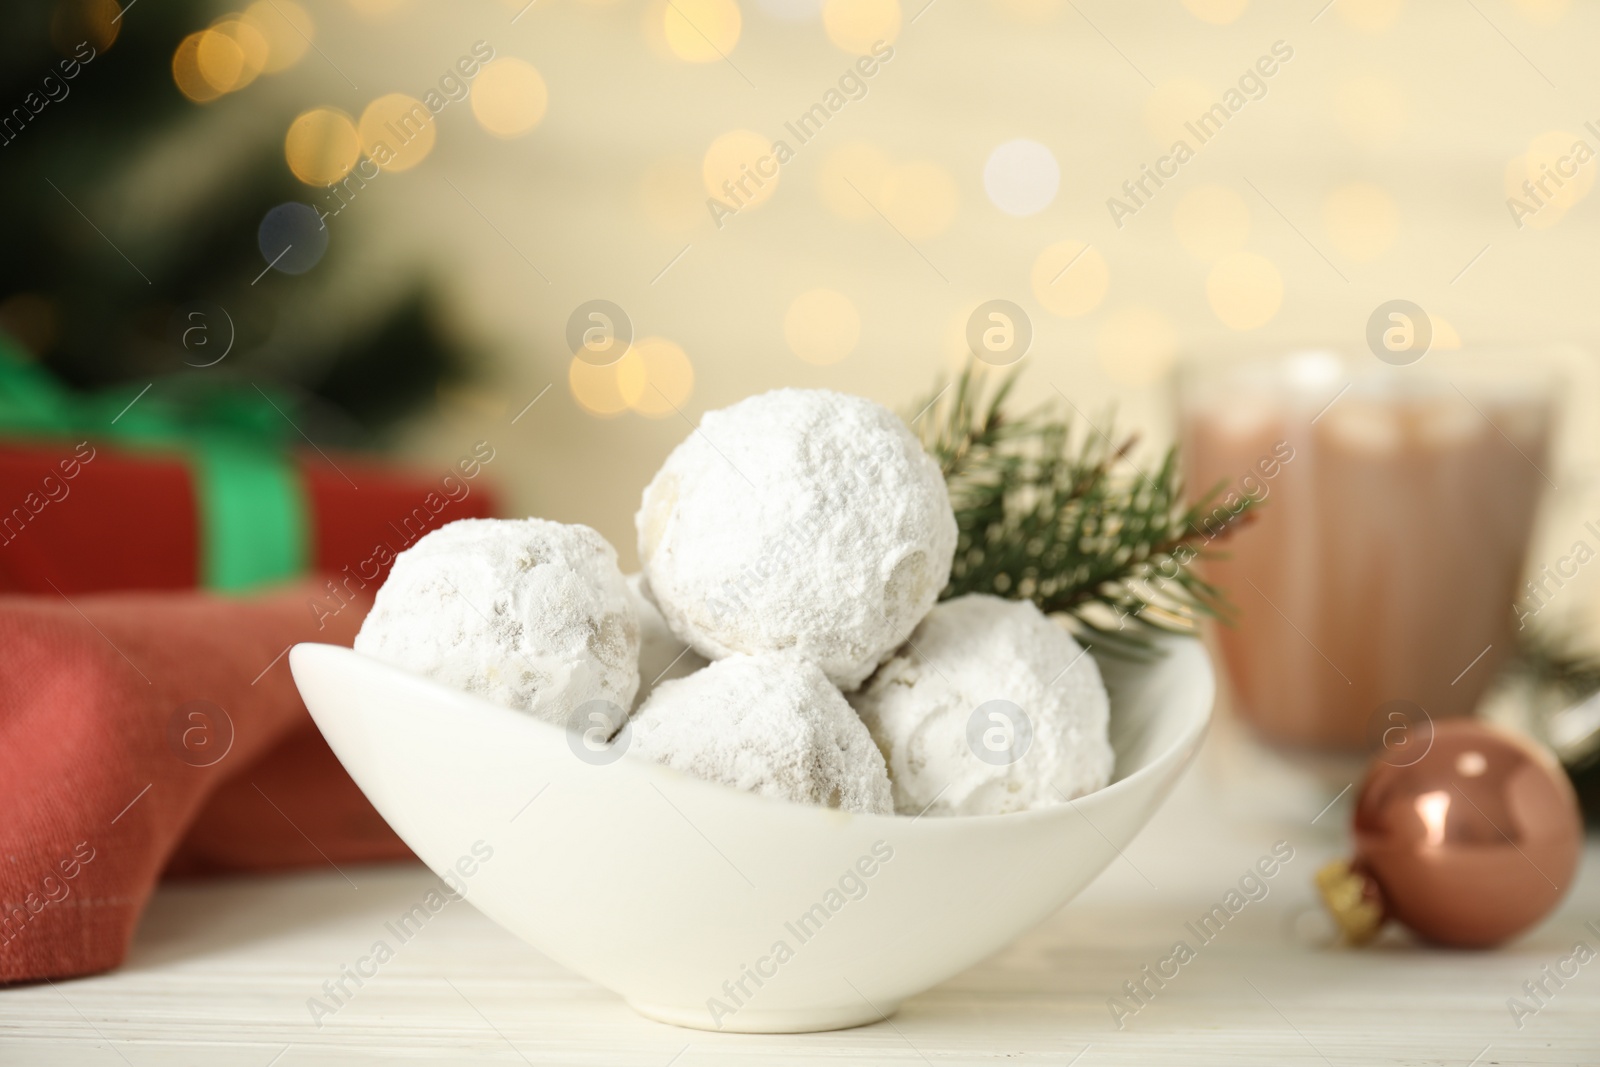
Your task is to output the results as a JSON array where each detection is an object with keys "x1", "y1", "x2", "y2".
[{"x1": 911, "y1": 362, "x2": 1254, "y2": 656}]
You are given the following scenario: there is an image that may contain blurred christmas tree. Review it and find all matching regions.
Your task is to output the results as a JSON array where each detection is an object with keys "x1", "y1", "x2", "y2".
[{"x1": 0, "y1": 0, "x2": 467, "y2": 445}]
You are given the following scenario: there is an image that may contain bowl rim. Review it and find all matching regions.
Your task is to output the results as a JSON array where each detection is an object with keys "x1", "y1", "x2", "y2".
[{"x1": 291, "y1": 637, "x2": 1213, "y2": 828}]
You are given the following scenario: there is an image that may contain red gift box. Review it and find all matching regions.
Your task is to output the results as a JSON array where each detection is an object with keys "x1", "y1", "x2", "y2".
[
  {"x1": 0, "y1": 439, "x2": 500, "y2": 595},
  {"x1": 0, "y1": 338, "x2": 511, "y2": 982}
]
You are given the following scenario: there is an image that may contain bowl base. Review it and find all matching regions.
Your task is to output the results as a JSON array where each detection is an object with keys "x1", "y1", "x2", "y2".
[{"x1": 627, "y1": 998, "x2": 899, "y2": 1034}]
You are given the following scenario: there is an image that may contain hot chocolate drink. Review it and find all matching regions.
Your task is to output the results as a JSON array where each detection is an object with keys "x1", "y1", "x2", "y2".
[{"x1": 1179, "y1": 351, "x2": 1552, "y2": 750}]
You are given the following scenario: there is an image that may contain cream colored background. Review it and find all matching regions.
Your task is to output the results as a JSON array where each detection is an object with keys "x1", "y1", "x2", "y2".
[{"x1": 147, "y1": 0, "x2": 1600, "y2": 625}]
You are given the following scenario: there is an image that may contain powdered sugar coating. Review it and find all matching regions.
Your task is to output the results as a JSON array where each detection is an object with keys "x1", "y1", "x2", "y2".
[
  {"x1": 355, "y1": 518, "x2": 639, "y2": 725},
  {"x1": 623, "y1": 653, "x2": 894, "y2": 815},
  {"x1": 850, "y1": 594, "x2": 1113, "y2": 816},
  {"x1": 637, "y1": 388, "x2": 957, "y2": 690},
  {"x1": 626, "y1": 572, "x2": 709, "y2": 709}
]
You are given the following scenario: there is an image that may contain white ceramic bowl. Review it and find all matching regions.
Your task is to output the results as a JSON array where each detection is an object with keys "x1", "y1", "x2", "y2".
[{"x1": 290, "y1": 636, "x2": 1212, "y2": 1034}]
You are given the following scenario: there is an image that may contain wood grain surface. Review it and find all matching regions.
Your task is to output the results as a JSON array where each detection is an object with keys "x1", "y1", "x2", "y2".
[{"x1": 4, "y1": 718, "x2": 1597, "y2": 1066}]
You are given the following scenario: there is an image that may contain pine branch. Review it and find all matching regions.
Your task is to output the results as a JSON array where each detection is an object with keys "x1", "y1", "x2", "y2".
[
  {"x1": 1503, "y1": 631, "x2": 1600, "y2": 773},
  {"x1": 1509, "y1": 630, "x2": 1600, "y2": 699},
  {"x1": 912, "y1": 362, "x2": 1254, "y2": 654}
]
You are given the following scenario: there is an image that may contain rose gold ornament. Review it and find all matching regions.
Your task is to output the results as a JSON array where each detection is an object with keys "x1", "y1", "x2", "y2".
[{"x1": 1317, "y1": 720, "x2": 1582, "y2": 948}]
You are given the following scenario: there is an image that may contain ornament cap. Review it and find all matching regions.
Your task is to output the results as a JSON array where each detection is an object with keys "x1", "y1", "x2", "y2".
[{"x1": 1315, "y1": 859, "x2": 1385, "y2": 945}]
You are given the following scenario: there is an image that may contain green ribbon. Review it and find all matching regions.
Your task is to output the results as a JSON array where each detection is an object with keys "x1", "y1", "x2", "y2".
[{"x1": 0, "y1": 333, "x2": 309, "y2": 592}]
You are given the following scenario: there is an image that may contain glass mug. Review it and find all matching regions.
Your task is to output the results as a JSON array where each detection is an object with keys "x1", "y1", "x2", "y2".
[{"x1": 1176, "y1": 349, "x2": 1555, "y2": 751}]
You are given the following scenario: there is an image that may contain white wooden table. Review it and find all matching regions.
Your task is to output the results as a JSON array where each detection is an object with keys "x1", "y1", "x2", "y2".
[{"x1": 5, "y1": 717, "x2": 1597, "y2": 1066}]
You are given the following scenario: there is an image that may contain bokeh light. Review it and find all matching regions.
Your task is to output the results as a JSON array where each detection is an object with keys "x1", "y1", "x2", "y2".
[
  {"x1": 51, "y1": 0, "x2": 121, "y2": 53},
  {"x1": 982, "y1": 139, "x2": 1060, "y2": 217},
  {"x1": 1206, "y1": 251, "x2": 1282, "y2": 330},
  {"x1": 208, "y1": 18, "x2": 270, "y2": 92},
  {"x1": 618, "y1": 337, "x2": 695, "y2": 416},
  {"x1": 703, "y1": 130, "x2": 781, "y2": 211},
  {"x1": 173, "y1": 33, "x2": 223, "y2": 104},
  {"x1": 1332, "y1": 75, "x2": 1406, "y2": 148},
  {"x1": 817, "y1": 140, "x2": 890, "y2": 220},
  {"x1": 1172, "y1": 185, "x2": 1250, "y2": 261},
  {"x1": 1180, "y1": 0, "x2": 1249, "y2": 24},
  {"x1": 784, "y1": 289, "x2": 860, "y2": 365},
  {"x1": 640, "y1": 0, "x2": 674, "y2": 58},
  {"x1": 285, "y1": 107, "x2": 361, "y2": 186},
  {"x1": 1432, "y1": 315, "x2": 1463, "y2": 349},
  {"x1": 1500, "y1": 133, "x2": 1595, "y2": 233},
  {"x1": 1523, "y1": 130, "x2": 1595, "y2": 212},
  {"x1": 258, "y1": 202, "x2": 329, "y2": 276},
  {"x1": 194, "y1": 28, "x2": 246, "y2": 93},
  {"x1": 471, "y1": 58, "x2": 548, "y2": 139},
  {"x1": 1503, "y1": 155, "x2": 1562, "y2": 230},
  {"x1": 1031, "y1": 241, "x2": 1109, "y2": 318},
  {"x1": 664, "y1": 0, "x2": 743, "y2": 62},
  {"x1": 569, "y1": 357, "x2": 629, "y2": 417},
  {"x1": 1097, "y1": 306, "x2": 1177, "y2": 386},
  {"x1": 879, "y1": 161, "x2": 957, "y2": 239},
  {"x1": 244, "y1": 0, "x2": 313, "y2": 73},
  {"x1": 822, "y1": 0, "x2": 901, "y2": 55},
  {"x1": 1323, "y1": 182, "x2": 1398, "y2": 262},
  {"x1": 359, "y1": 94, "x2": 437, "y2": 172}
]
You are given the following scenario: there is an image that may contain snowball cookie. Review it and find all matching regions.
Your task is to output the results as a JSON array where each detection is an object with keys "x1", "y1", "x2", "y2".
[
  {"x1": 355, "y1": 518, "x2": 639, "y2": 725},
  {"x1": 849, "y1": 594, "x2": 1113, "y2": 817},
  {"x1": 623, "y1": 652, "x2": 894, "y2": 815},
  {"x1": 625, "y1": 572, "x2": 708, "y2": 708},
  {"x1": 637, "y1": 388, "x2": 957, "y2": 690}
]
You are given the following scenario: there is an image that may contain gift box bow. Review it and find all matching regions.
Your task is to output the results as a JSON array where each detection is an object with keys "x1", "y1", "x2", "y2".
[{"x1": 0, "y1": 333, "x2": 311, "y2": 592}]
